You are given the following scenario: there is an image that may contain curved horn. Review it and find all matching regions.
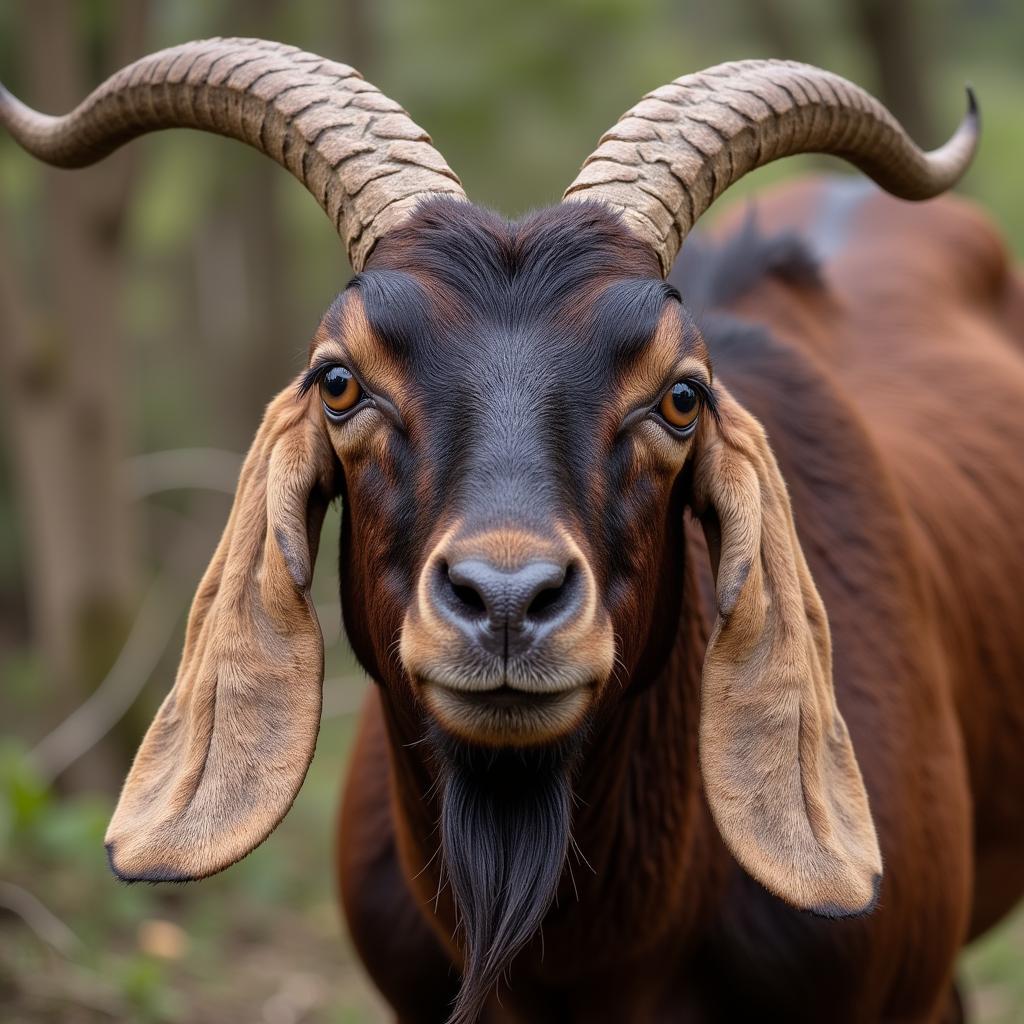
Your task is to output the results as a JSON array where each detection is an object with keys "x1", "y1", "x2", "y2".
[
  {"x1": 563, "y1": 59, "x2": 979, "y2": 276},
  {"x1": 0, "y1": 36, "x2": 465, "y2": 270}
]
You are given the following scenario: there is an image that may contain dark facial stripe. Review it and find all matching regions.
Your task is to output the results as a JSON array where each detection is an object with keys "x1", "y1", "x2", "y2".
[
  {"x1": 338, "y1": 205, "x2": 708, "y2": 556},
  {"x1": 585, "y1": 278, "x2": 682, "y2": 362},
  {"x1": 346, "y1": 270, "x2": 438, "y2": 358}
]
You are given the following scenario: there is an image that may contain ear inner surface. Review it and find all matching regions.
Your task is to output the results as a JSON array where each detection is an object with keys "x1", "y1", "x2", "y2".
[
  {"x1": 104, "y1": 386, "x2": 336, "y2": 882},
  {"x1": 693, "y1": 387, "x2": 882, "y2": 916}
]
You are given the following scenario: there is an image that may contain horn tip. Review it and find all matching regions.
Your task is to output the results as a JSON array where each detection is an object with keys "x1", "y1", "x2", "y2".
[{"x1": 965, "y1": 83, "x2": 980, "y2": 129}]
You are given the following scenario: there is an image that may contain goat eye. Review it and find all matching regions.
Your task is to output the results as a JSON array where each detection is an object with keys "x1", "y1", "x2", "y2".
[
  {"x1": 320, "y1": 366, "x2": 362, "y2": 416},
  {"x1": 659, "y1": 382, "x2": 701, "y2": 432}
]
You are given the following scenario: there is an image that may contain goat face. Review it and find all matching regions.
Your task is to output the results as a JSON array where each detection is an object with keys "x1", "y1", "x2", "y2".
[
  {"x1": 317, "y1": 199, "x2": 701, "y2": 748},
  {"x1": 102, "y1": 194, "x2": 882, "y2": 948}
]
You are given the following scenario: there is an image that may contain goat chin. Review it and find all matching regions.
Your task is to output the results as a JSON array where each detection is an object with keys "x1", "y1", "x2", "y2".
[{"x1": 436, "y1": 735, "x2": 581, "y2": 1024}]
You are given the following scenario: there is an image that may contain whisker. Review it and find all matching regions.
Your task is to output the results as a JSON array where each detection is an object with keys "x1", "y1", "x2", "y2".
[
  {"x1": 569, "y1": 831, "x2": 596, "y2": 875},
  {"x1": 565, "y1": 854, "x2": 580, "y2": 901},
  {"x1": 412, "y1": 839, "x2": 444, "y2": 882}
]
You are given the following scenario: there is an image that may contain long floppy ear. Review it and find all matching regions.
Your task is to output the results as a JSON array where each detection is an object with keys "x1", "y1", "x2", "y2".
[
  {"x1": 692, "y1": 385, "x2": 882, "y2": 917},
  {"x1": 105, "y1": 384, "x2": 337, "y2": 882}
]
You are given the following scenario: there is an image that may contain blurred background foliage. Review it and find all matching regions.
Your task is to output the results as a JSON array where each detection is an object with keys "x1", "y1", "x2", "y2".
[{"x1": 1, "y1": 1, "x2": 1022, "y2": 1020}]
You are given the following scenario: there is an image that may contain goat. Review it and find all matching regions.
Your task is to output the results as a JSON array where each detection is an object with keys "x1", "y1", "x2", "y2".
[{"x1": 4, "y1": 39, "x2": 1024, "y2": 1023}]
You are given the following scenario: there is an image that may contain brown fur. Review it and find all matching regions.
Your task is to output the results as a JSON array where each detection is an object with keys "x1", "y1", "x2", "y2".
[
  {"x1": 337, "y1": 185, "x2": 1024, "y2": 1021},
  {"x1": 109, "y1": 179, "x2": 1024, "y2": 1021}
]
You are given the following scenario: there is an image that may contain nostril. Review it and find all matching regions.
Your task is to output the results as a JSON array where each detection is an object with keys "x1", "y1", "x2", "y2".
[
  {"x1": 436, "y1": 560, "x2": 488, "y2": 619},
  {"x1": 526, "y1": 562, "x2": 577, "y2": 621},
  {"x1": 528, "y1": 585, "x2": 561, "y2": 617},
  {"x1": 451, "y1": 581, "x2": 486, "y2": 615},
  {"x1": 434, "y1": 556, "x2": 584, "y2": 640}
]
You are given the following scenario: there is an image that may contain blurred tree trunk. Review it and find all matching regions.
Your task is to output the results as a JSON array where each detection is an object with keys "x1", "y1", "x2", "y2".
[
  {"x1": 0, "y1": 1, "x2": 147, "y2": 788},
  {"x1": 237, "y1": 157, "x2": 294, "y2": 432},
  {"x1": 740, "y1": 0, "x2": 809, "y2": 60},
  {"x1": 199, "y1": 0, "x2": 294, "y2": 447},
  {"x1": 199, "y1": 0, "x2": 377, "y2": 443},
  {"x1": 847, "y1": 0, "x2": 936, "y2": 145},
  {"x1": 742, "y1": 0, "x2": 936, "y2": 146},
  {"x1": 194, "y1": 0, "x2": 376, "y2": 454},
  {"x1": 338, "y1": 0, "x2": 374, "y2": 71}
]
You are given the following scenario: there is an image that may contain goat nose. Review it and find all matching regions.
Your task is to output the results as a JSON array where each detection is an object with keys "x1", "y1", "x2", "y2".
[{"x1": 436, "y1": 557, "x2": 581, "y2": 654}]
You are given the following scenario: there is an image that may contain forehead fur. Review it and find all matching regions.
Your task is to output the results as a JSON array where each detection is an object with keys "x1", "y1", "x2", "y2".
[
  {"x1": 362, "y1": 196, "x2": 664, "y2": 322},
  {"x1": 323, "y1": 199, "x2": 687, "y2": 393}
]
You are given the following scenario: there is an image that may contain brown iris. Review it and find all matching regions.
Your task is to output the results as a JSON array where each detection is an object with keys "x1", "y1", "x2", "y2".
[
  {"x1": 320, "y1": 366, "x2": 362, "y2": 416},
  {"x1": 659, "y1": 381, "x2": 701, "y2": 431}
]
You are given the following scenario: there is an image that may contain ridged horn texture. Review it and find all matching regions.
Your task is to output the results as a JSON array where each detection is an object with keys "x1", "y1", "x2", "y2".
[
  {"x1": 0, "y1": 36, "x2": 465, "y2": 270},
  {"x1": 564, "y1": 59, "x2": 980, "y2": 276}
]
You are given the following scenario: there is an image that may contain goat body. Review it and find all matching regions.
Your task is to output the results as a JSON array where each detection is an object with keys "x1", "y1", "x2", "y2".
[
  {"x1": 337, "y1": 177, "x2": 1024, "y2": 1023},
  {"x1": 4, "y1": 41, "x2": 1011, "y2": 1024}
]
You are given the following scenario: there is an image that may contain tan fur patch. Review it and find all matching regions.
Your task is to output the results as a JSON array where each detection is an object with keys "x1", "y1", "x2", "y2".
[
  {"x1": 449, "y1": 527, "x2": 569, "y2": 572},
  {"x1": 400, "y1": 524, "x2": 616, "y2": 744},
  {"x1": 692, "y1": 384, "x2": 882, "y2": 916},
  {"x1": 310, "y1": 295, "x2": 413, "y2": 470},
  {"x1": 105, "y1": 382, "x2": 338, "y2": 882},
  {"x1": 609, "y1": 304, "x2": 710, "y2": 424},
  {"x1": 311, "y1": 294, "x2": 412, "y2": 415}
]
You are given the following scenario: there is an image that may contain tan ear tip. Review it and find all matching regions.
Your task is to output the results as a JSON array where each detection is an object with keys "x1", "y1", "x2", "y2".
[
  {"x1": 806, "y1": 870, "x2": 882, "y2": 920},
  {"x1": 105, "y1": 840, "x2": 194, "y2": 885}
]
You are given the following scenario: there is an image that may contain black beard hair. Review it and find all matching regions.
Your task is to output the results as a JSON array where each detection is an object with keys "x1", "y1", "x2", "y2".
[{"x1": 435, "y1": 733, "x2": 581, "y2": 1024}]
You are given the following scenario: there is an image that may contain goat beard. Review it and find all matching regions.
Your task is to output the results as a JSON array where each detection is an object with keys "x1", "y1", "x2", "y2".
[{"x1": 436, "y1": 737, "x2": 578, "y2": 1024}]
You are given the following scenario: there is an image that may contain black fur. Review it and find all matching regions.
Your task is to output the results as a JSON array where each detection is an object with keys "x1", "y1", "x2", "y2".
[
  {"x1": 437, "y1": 737, "x2": 579, "y2": 1024},
  {"x1": 671, "y1": 210, "x2": 823, "y2": 315}
]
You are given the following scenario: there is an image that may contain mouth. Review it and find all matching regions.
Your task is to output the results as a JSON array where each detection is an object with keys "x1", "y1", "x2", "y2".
[{"x1": 421, "y1": 681, "x2": 592, "y2": 747}]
